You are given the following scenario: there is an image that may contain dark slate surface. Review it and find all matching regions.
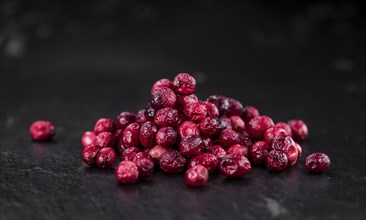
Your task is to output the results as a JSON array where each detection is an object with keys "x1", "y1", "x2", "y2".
[{"x1": 1, "y1": 1, "x2": 365, "y2": 219}]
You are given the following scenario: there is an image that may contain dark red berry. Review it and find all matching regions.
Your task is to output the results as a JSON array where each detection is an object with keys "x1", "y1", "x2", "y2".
[
  {"x1": 202, "y1": 136, "x2": 213, "y2": 149},
  {"x1": 199, "y1": 117, "x2": 221, "y2": 137},
  {"x1": 115, "y1": 161, "x2": 139, "y2": 184},
  {"x1": 226, "y1": 98, "x2": 243, "y2": 116},
  {"x1": 230, "y1": 116, "x2": 245, "y2": 132},
  {"x1": 114, "y1": 129, "x2": 124, "y2": 138},
  {"x1": 304, "y1": 153, "x2": 330, "y2": 173},
  {"x1": 271, "y1": 136, "x2": 298, "y2": 167},
  {"x1": 241, "y1": 106, "x2": 259, "y2": 123},
  {"x1": 176, "y1": 94, "x2": 198, "y2": 110},
  {"x1": 156, "y1": 127, "x2": 178, "y2": 148},
  {"x1": 264, "y1": 127, "x2": 288, "y2": 144},
  {"x1": 238, "y1": 131, "x2": 253, "y2": 148},
  {"x1": 96, "y1": 147, "x2": 116, "y2": 168},
  {"x1": 151, "y1": 78, "x2": 172, "y2": 93},
  {"x1": 150, "y1": 87, "x2": 177, "y2": 110},
  {"x1": 183, "y1": 102, "x2": 208, "y2": 123},
  {"x1": 207, "y1": 95, "x2": 230, "y2": 116},
  {"x1": 275, "y1": 122, "x2": 292, "y2": 137},
  {"x1": 172, "y1": 73, "x2": 196, "y2": 95},
  {"x1": 177, "y1": 121, "x2": 200, "y2": 139},
  {"x1": 139, "y1": 121, "x2": 158, "y2": 149},
  {"x1": 145, "y1": 104, "x2": 156, "y2": 119},
  {"x1": 185, "y1": 165, "x2": 209, "y2": 187},
  {"x1": 96, "y1": 132, "x2": 116, "y2": 149},
  {"x1": 148, "y1": 145, "x2": 167, "y2": 164},
  {"x1": 219, "y1": 117, "x2": 232, "y2": 130},
  {"x1": 179, "y1": 135, "x2": 204, "y2": 157},
  {"x1": 265, "y1": 150, "x2": 288, "y2": 172},
  {"x1": 215, "y1": 129, "x2": 239, "y2": 148},
  {"x1": 202, "y1": 101, "x2": 219, "y2": 118},
  {"x1": 207, "y1": 145, "x2": 227, "y2": 163},
  {"x1": 220, "y1": 154, "x2": 251, "y2": 178},
  {"x1": 246, "y1": 116, "x2": 274, "y2": 139},
  {"x1": 132, "y1": 152, "x2": 152, "y2": 161},
  {"x1": 116, "y1": 112, "x2": 136, "y2": 130},
  {"x1": 154, "y1": 107, "x2": 180, "y2": 127},
  {"x1": 250, "y1": 141, "x2": 270, "y2": 165},
  {"x1": 121, "y1": 147, "x2": 141, "y2": 161},
  {"x1": 159, "y1": 150, "x2": 187, "y2": 173},
  {"x1": 188, "y1": 153, "x2": 218, "y2": 173},
  {"x1": 30, "y1": 120, "x2": 55, "y2": 141},
  {"x1": 94, "y1": 118, "x2": 116, "y2": 135},
  {"x1": 122, "y1": 123, "x2": 140, "y2": 148},
  {"x1": 82, "y1": 145, "x2": 100, "y2": 166},
  {"x1": 136, "y1": 109, "x2": 149, "y2": 125},
  {"x1": 133, "y1": 153, "x2": 154, "y2": 179},
  {"x1": 81, "y1": 131, "x2": 96, "y2": 147},
  {"x1": 227, "y1": 144, "x2": 248, "y2": 158},
  {"x1": 288, "y1": 119, "x2": 308, "y2": 141}
]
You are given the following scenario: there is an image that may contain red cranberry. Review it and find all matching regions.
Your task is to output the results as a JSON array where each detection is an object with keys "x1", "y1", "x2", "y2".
[
  {"x1": 133, "y1": 153, "x2": 154, "y2": 179},
  {"x1": 215, "y1": 129, "x2": 239, "y2": 148},
  {"x1": 156, "y1": 127, "x2": 178, "y2": 148},
  {"x1": 151, "y1": 78, "x2": 172, "y2": 93},
  {"x1": 115, "y1": 161, "x2": 139, "y2": 184},
  {"x1": 116, "y1": 112, "x2": 136, "y2": 130},
  {"x1": 122, "y1": 123, "x2": 140, "y2": 148},
  {"x1": 81, "y1": 131, "x2": 96, "y2": 147},
  {"x1": 82, "y1": 145, "x2": 100, "y2": 166},
  {"x1": 230, "y1": 116, "x2": 245, "y2": 132},
  {"x1": 188, "y1": 153, "x2": 218, "y2": 173},
  {"x1": 202, "y1": 101, "x2": 219, "y2": 118},
  {"x1": 250, "y1": 141, "x2": 270, "y2": 165},
  {"x1": 148, "y1": 145, "x2": 167, "y2": 163},
  {"x1": 220, "y1": 154, "x2": 251, "y2": 178},
  {"x1": 207, "y1": 145, "x2": 227, "y2": 163},
  {"x1": 295, "y1": 142, "x2": 302, "y2": 158},
  {"x1": 172, "y1": 73, "x2": 196, "y2": 95},
  {"x1": 132, "y1": 152, "x2": 152, "y2": 161},
  {"x1": 114, "y1": 129, "x2": 124, "y2": 139},
  {"x1": 139, "y1": 121, "x2": 158, "y2": 149},
  {"x1": 202, "y1": 136, "x2": 213, "y2": 149},
  {"x1": 226, "y1": 98, "x2": 243, "y2": 116},
  {"x1": 246, "y1": 115, "x2": 274, "y2": 139},
  {"x1": 159, "y1": 150, "x2": 187, "y2": 173},
  {"x1": 94, "y1": 118, "x2": 116, "y2": 135},
  {"x1": 275, "y1": 122, "x2": 292, "y2": 137},
  {"x1": 265, "y1": 150, "x2": 288, "y2": 172},
  {"x1": 288, "y1": 119, "x2": 308, "y2": 141},
  {"x1": 179, "y1": 135, "x2": 204, "y2": 157},
  {"x1": 176, "y1": 94, "x2": 198, "y2": 110},
  {"x1": 150, "y1": 87, "x2": 177, "y2": 110},
  {"x1": 96, "y1": 132, "x2": 116, "y2": 149},
  {"x1": 121, "y1": 147, "x2": 141, "y2": 161},
  {"x1": 183, "y1": 102, "x2": 208, "y2": 123},
  {"x1": 30, "y1": 120, "x2": 55, "y2": 141},
  {"x1": 219, "y1": 117, "x2": 232, "y2": 130},
  {"x1": 184, "y1": 165, "x2": 209, "y2": 187},
  {"x1": 264, "y1": 127, "x2": 288, "y2": 144},
  {"x1": 199, "y1": 117, "x2": 221, "y2": 137},
  {"x1": 136, "y1": 109, "x2": 149, "y2": 125},
  {"x1": 241, "y1": 106, "x2": 259, "y2": 123},
  {"x1": 177, "y1": 121, "x2": 200, "y2": 139},
  {"x1": 238, "y1": 131, "x2": 253, "y2": 148},
  {"x1": 154, "y1": 107, "x2": 180, "y2": 127},
  {"x1": 206, "y1": 95, "x2": 226, "y2": 116},
  {"x1": 272, "y1": 136, "x2": 298, "y2": 167},
  {"x1": 96, "y1": 147, "x2": 116, "y2": 169},
  {"x1": 227, "y1": 144, "x2": 248, "y2": 158},
  {"x1": 305, "y1": 153, "x2": 330, "y2": 173}
]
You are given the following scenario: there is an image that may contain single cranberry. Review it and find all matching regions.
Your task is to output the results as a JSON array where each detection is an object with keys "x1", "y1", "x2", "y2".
[
  {"x1": 115, "y1": 161, "x2": 139, "y2": 184},
  {"x1": 288, "y1": 119, "x2": 308, "y2": 141},
  {"x1": 271, "y1": 136, "x2": 298, "y2": 167},
  {"x1": 264, "y1": 127, "x2": 288, "y2": 144},
  {"x1": 121, "y1": 147, "x2": 141, "y2": 161},
  {"x1": 30, "y1": 120, "x2": 55, "y2": 141},
  {"x1": 305, "y1": 153, "x2": 330, "y2": 173},
  {"x1": 154, "y1": 107, "x2": 180, "y2": 127},
  {"x1": 230, "y1": 116, "x2": 245, "y2": 132},
  {"x1": 241, "y1": 106, "x2": 259, "y2": 123},
  {"x1": 238, "y1": 131, "x2": 253, "y2": 148},
  {"x1": 81, "y1": 131, "x2": 96, "y2": 147},
  {"x1": 136, "y1": 109, "x2": 149, "y2": 125},
  {"x1": 246, "y1": 115, "x2": 274, "y2": 139},
  {"x1": 179, "y1": 135, "x2": 204, "y2": 157},
  {"x1": 275, "y1": 122, "x2": 292, "y2": 137},
  {"x1": 250, "y1": 141, "x2": 270, "y2": 165},
  {"x1": 219, "y1": 117, "x2": 232, "y2": 130},
  {"x1": 96, "y1": 132, "x2": 116, "y2": 149},
  {"x1": 96, "y1": 147, "x2": 116, "y2": 169},
  {"x1": 176, "y1": 94, "x2": 198, "y2": 110},
  {"x1": 150, "y1": 87, "x2": 177, "y2": 110},
  {"x1": 82, "y1": 145, "x2": 100, "y2": 166},
  {"x1": 202, "y1": 101, "x2": 219, "y2": 118},
  {"x1": 220, "y1": 154, "x2": 251, "y2": 178},
  {"x1": 132, "y1": 153, "x2": 154, "y2": 179},
  {"x1": 172, "y1": 73, "x2": 196, "y2": 95},
  {"x1": 148, "y1": 145, "x2": 167, "y2": 163},
  {"x1": 178, "y1": 121, "x2": 200, "y2": 139},
  {"x1": 265, "y1": 150, "x2": 288, "y2": 172},
  {"x1": 116, "y1": 112, "x2": 136, "y2": 130},
  {"x1": 183, "y1": 102, "x2": 208, "y2": 123},
  {"x1": 151, "y1": 78, "x2": 173, "y2": 93},
  {"x1": 207, "y1": 145, "x2": 227, "y2": 163},
  {"x1": 94, "y1": 118, "x2": 116, "y2": 135},
  {"x1": 122, "y1": 123, "x2": 140, "y2": 148},
  {"x1": 295, "y1": 142, "x2": 302, "y2": 158},
  {"x1": 188, "y1": 153, "x2": 218, "y2": 173},
  {"x1": 226, "y1": 98, "x2": 243, "y2": 116},
  {"x1": 159, "y1": 150, "x2": 187, "y2": 173},
  {"x1": 139, "y1": 121, "x2": 158, "y2": 149},
  {"x1": 227, "y1": 144, "x2": 248, "y2": 158},
  {"x1": 185, "y1": 165, "x2": 209, "y2": 187},
  {"x1": 156, "y1": 127, "x2": 178, "y2": 148},
  {"x1": 215, "y1": 129, "x2": 239, "y2": 148},
  {"x1": 199, "y1": 117, "x2": 221, "y2": 137}
]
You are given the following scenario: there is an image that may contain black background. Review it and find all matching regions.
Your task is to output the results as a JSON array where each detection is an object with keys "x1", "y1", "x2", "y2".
[{"x1": 1, "y1": 0, "x2": 365, "y2": 219}]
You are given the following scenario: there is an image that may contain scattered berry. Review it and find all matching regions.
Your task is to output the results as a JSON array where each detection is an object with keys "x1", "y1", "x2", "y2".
[
  {"x1": 30, "y1": 120, "x2": 55, "y2": 141},
  {"x1": 305, "y1": 153, "x2": 330, "y2": 173}
]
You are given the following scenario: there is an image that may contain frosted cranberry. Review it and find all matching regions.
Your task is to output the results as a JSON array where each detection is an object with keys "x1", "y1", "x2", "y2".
[
  {"x1": 81, "y1": 131, "x2": 96, "y2": 147},
  {"x1": 188, "y1": 153, "x2": 218, "y2": 173},
  {"x1": 151, "y1": 78, "x2": 173, "y2": 93},
  {"x1": 178, "y1": 121, "x2": 200, "y2": 139},
  {"x1": 230, "y1": 116, "x2": 245, "y2": 132},
  {"x1": 136, "y1": 109, "x2": 149, "y2": 125},
  {"x1": 121, "y1": 147, "x2": 141, "y2": 161},
  {"x1": 133, "y1": 152, "x2": 152, "y2": 161},
  {"x1": 219, "y1": 117, "x2": 232, "y2": 130},
  {"x1": 156, "y1": 127, "x2": 177, "y2": 148},
  {"x1": 199, "y1": 117, "x2": 221, "y2": 137},
  {"x1": 207, "y1": 145, "x2": 227, "y2": 163},
  {"x1": 264, "y1": 127, "x2": 288, "y2": 144},
  {"x1": 226, "y1": 98, "x2": 243, "y2": 116},
  {"x1": 96, "y1": 132, "x2": 116, "y2": 149},
  {"x1": 220, "y1": 154, "x2": 251, "y2": 178},
  {"x1": 247, "y1": 115, "x2": 274, "y2": 139},
  {"x1": 139, "y1": 121, "x2": 158, "y2": 149},
  {"x1": 179, "y1": 135, "x2": 204, "y2": 157},
  {"x1": 250, "y1": 141, "x2": 270, "y2": 165},
  {"x1": 122, "y1": 123, "x2": 140, "y2": 148},
  {"x1": 227, "y1": 144, "x2": 248, "y2": 158},
  {"x1": 132, "y1": 152, "x2": 154, "y2": 179},
  {"x1": 30, "y1": 120, "x2": 55, "y2": 141},
  {"x1": 265, "y1": 150, "x2": 288, "y2": 172},
  {"x1": 94, "y1": 118, "x2": 116, "y2": 135},
  {"x1": 271, "y1": 136, "x2": 298, "y2": 167},
  {"x1": 150, "y1": 87, "x2": 177, "y2": 110},
  {"x1": 183, "y1": 102, "x2": 208, "y2": 123},
  {"x1": 116, "y1": 112, "x2": 136, "y2": 130},
  {"x1": 238, "y1": 131, "x2": 253, "y2": 148},
  {"x1": 288, "y1": 119, "x2": 308, "y2": 141},
  {"x1": 82, "y1": 145, "x2": 100, "y2": 166},
  {"x1": 202, "y1": 101, "x2": 219, "y2": 118},
  {"x1": 241, "y1": 106, "x2": 259, "y2": 123},
  {"x1": 154, "y1": 107, "x2": 180, "y2": 127},
  {"x1": 148, "y1": 145, "x2": 167, "y2": 163},
  {"x1": 115, "y1": 161, "x2": 139, "y2": 184},
  {"x1": 159, "y1": 150, "x2": 187, "y2": 173},
  {"x1": 305, "y1": 153, "x2": 330, "y2": 173},
  {"x1": 96, "y1": 147, "x2": 116, "y2": 168},
  {"x1": 295, "y1": 142, "x2": 302, "y2": 158},
  {"x1": 185, "y1": 165, "x2": 209, "y2": 187},
  {"x1": 176, "y1": 94, "x2": 198, "y2": 110},
  {"x1": 172, "y1": 73, "x2": 196, "y2": 95},
  {"x1": 215, "y1": 129, "x2": 239, "y2": 148},
  {"x1": 275, "y1": 122, "x2": 292, "y2": 137}
]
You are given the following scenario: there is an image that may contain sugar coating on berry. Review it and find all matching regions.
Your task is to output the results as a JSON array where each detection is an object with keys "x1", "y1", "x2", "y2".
[
  {"x1": 185, "y1": 165, "x2": 209, "y2": 187},
  {"x1": 115, "y1": 161, "x2": 139, "y2": 184},
  {"x1": 172, "y1": 73, "x2": 196, "y2": 95},
  {"x1": 30, "y1": 120, "x2": 55, "y2": 141}
]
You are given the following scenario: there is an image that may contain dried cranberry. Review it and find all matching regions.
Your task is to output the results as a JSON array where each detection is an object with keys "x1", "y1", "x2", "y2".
[
  {"x1": 94, "y1": 118, "x2": 116, "y2": 135},
  {"x1": 136, "y1": 109, "x2": 149, "y2": 125},
  {"x1": 227, "y1": 144, "x2": 248, "y2": 158},
  {"x1": 30, "y1": 120, "x2": 55, "y2": 141},
  {"x1": 230, "y1": 116, "x2": 245, "y2": 132},
  {"x1": 154, "y1": 107, "x2": 180, "y2": 127},
  {"x1": 275, "y1": 122, "x2": 292, "y2": 137},
  {"x1": 150, "y1": 87, "x2": 177, "y2": 110},
  {"x1": 176, "y1": 94, "x2": 198, "y2": 110},
  {"x1": 202, "y1": 101, "x2": 219, "y2": 118},
  {"x1": 202, "y1": 136, "x2": 213, "y2": 149},
  {"x1": 148, "y1": 145, "x2": 167, "y2": 164},
  {"x1": 304, "y1": 153, "x2": 330, "y2": 173},
  {"x1": 114, "y1": 129, "x2": 124, "y2": 139},
  {"x1": 139, "y1": 121, "x2": 158, "y2": 149},
  {"x1": 185, "y1": 165, "x2": 209, "y2": 187},
  {"x1": 188, "y1": 153, "x2": 218, "y2": 173},
  {"x1": 179, "y1": 135, "x2": 204, "y2": 157},
  {"x1": 96, "y1": 147, "x2": 116, "y2": 169},
  {"x1": 219, "y1": 117, "x2": 232, "y2": 130},
  {"x1": 199, "y1": 117, "x2": 221, "y2": 137},
  {"x1": 220, "y1": 154, "x2": 251, "y2": 178},
  {"x1": 178, "y1": 121, "x2": 200, "y2": 139},
  {"x1": 183, "y1": 102, "x2": 208, "y2": 123},
  {"x1": 207, "y1": 145, "x2": 227, "y2": 163},
  {"x1": 96, "y1": 132, "x2": 116, "y2": 149},
  {"x1": 226, "y1": 98, "x2": 243, "y2": 116},
  {"x1": 116, "y1": 112, "x2": 136, "y2": 130},
  {"x1": 241, "y1": 106, "x2": 259, "y2": 123},
  {"x1": 264, "y1": 127, "x2": 288, "y2": 144},
  {"x1": 159, "y1": 150, "x2": 187, "y2": 173},
  {"x1": 156, "y1": 127, "x2": 178, "y2": 148},
  {"x1": 121, "y1": 147, "x2": 141, "y2": 161},
  {"x1": 122, "y1": 123, "x2": 140, "y2": 148},
  {"x1": 246, "y1": 115, "x2": 274, "y2": 139},
  {"x1": 172, "y1": 73, "x2": 196, "y2": 95},
  {"x1": 271, "y1": 136, "x2": 298, "y2": 167},
  {"x1": 132, "y1": 152, "x2": 152, "y2": 161},
  {"x1": 151, "y1": 78, "x2": 173, "y2": 93},
  {"x1": 115, "y1": 161, "x2": 139, "y2": 184},
  {"x1": 250, "y1": 141, "x2": 270, "y2": 165},
  {"x1": 81, "y1": 131, "x2": 96, "y2": 147},
  {"x1": 265, "y1": 150, "x2": 288, "y2": 172},
  {"x1": 238, "y1": 131, "x2": 253, "y2": 148},
  {"x1": 288, "y1": 119, "x2": 308, "y2": 141},
  {"x1": 82, "y1": 145, "x2": 100, "y2": 166},
  {"x1": 133, "y1": 153, "x2": 154, "y2": 179},
  {"x1": 215, "y1": 129, "x2": 239, "y2": 148}
]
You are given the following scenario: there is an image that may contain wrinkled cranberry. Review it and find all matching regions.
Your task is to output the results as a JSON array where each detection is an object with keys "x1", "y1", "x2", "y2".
[
  {"x1": 208, "y1": 95, "x2": 230, "y2": 116},
  {"x1": 159, "y1": 150, "x2": 187, "y2": 173},
  {"x1": 246, "y1": 115, "x2": 274, "y2": 139},
  {"x1": 148, "y1": 145, "x2": 167, "y2": 163},
  {"x1": 295, "y1": 142, "x2": 302, "y2": 158},
  {"x1": 199, "y1": 117, "x2": 221, "y2": 137},
  {"x1": 305, "y1": 153, "x2": 330, "y2": 173},
  {"x1": 122, "y1": 123, "x2": 140, "y2": 148},
  {"x1": 178, "y1": 121, "x2": 200, "y2": 139},
  {"x1": 114, "y1": 129, "x2": 124, "y2": 138},
  {"x1": 136, "y1": 109, "x2": 149, "y2": 125},
  {"x1": 133, "y1": 153, "x2": 154, "y2": 179},
  {"x1": 30, "y1": 120, "x2": 55, "y2": 141},
  {"x1": 238, "y1": 131, "x2": 253, "y2": 148},
  {"x1": 188, "y1": 153, "x2": 218, "y2": 173},
  {"x1": 241, "y1": 106, "x2": 259, "y2": 123},
  {"x1": 202, "y1": 101, "x2": 219, "y2": 118},
  {"x1": 96, "y1": 132, "x2": 116, "y2": 149},
  {"x1": 179, "y1": 135, "x2": 204, "y2": 157},
  {"x1": 207, "y1": 145, "x2": 227, "y2": 163},
  {"x1": 183, "y1": 102, "x2": 208, "y2": 123},
  {"x1": 139, "y1": 121, "x2": 158, "y2": 149},
  {"x1": 230, "y1": 116, "x2": 245, "y2": 132},
  {"x1": 219, "y1": 117, "x2": 232, "y2": 130},
  {"x1": 275, "y1": 122, "x2": 292, "y2": 137},
  {"x1": 94, "y1": 118, "x2": 116, "y2": 135},
  {"x1": 227, "y1": 144, "x2": 248, "y2": 158},
  {"x1": 264, "y1": 127, "x2": 288, "y2": 144},
  {"x1": 116, "y1": 112, "x2": 136, "y2": 130},
  {"x1": 220, "y1": 154, "x2": 251, "y2": 178},
  {"x1": 250, "y1": 141, "x2": 270, "y2": 165},
  {"x1": 151, "y1": 78, "x2": 173, "y2": 93},
  {"x1": 121, "y1": 147, "x2": 141, "y2": 161},
  {"x1": 82, "y1": 145, "x2": 100, "y2": 166},
  {"x1": 215, "y1": 129, "x2": 239, "y2": 148},
  {"x1": 272, "y1": 136, "x2": 298, "y2": 167},
  {"x1": 150, "y1": 87, "x2": 177, "y2": 110},
  {"x1": 96, "y1": 147, "x2": 116, "y2": 168},
  {"x1": 265, "y1": 150, "x2": 288, "y2": 172},
  {"x1": 172, "y1": 73, "x2": 196, "y2": 95},
  {"x1": 288, "y1": 119, "x2": 308, "y2": 141},
  {"x1": 156, "y1": 127, "x2": 178, "y2": 148},
  {"x1": 185, "y1": 165, "x2": 209, "y2": 187},
  {"x1": 176, "y1": 94, "x2": 198, "y2": 110},
  {"x1": 81, "y1": 131, "x2": 96, "y2": 147},
  {"x1": 115, "y1": 161, "x2": 139, "y2": 184},
  {"x1": 154, "y1": 107, "x2": 180, "y2": 127}
]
